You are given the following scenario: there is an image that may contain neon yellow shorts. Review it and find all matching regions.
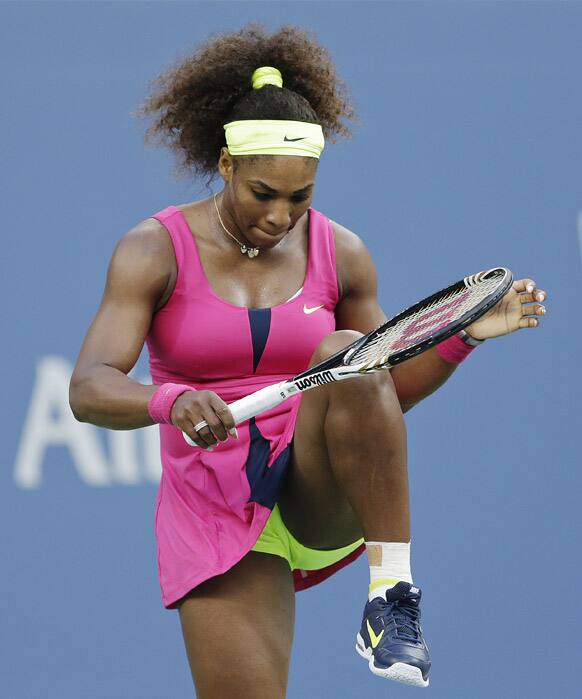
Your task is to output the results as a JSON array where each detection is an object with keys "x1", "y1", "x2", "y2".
[{"x1": 251, "y1": 503, "x2": 364, "y2": 571}]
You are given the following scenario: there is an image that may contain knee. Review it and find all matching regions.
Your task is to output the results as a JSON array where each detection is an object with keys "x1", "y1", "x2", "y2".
[
  {"x1": 310, "y1": 331, "x2": 401, "y2": 407},
  {"x1": 309, "y1": 330, "x2": 363, "y2": 366}
]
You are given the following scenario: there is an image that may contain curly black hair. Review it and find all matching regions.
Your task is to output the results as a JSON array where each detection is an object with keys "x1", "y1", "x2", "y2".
[{"x1": 135, "y1": 22, "x2": 358, "y2": 186}]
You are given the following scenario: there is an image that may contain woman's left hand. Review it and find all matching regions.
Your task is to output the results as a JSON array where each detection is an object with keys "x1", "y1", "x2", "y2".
[{"x1": 465, "y1": 277, "x2": 547, "y2": 341}]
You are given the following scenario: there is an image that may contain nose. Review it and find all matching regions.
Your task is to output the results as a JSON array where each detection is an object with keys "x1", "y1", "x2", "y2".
[{"x1": 265, "y1": 203, "x2": 292, "y2": 233}]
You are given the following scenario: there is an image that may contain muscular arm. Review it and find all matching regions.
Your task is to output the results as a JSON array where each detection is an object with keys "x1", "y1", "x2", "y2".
[
  {"x1": 332, "y1": 221, "x2": 459, "y2": 413},
  {"x1": 69, "y1": 219, "x2": 174, "y2": 429}
]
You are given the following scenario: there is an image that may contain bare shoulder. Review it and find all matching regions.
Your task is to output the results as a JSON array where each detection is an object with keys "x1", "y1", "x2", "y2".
[
  {"x1": 116, "y1": 216, "x2": 173, "y2": 261},
  {"x1": 329, "y1": 218, "x2": 378, "y2": 299},
  {"x1": 106, "y1": 216, "x2": 176, "y2": 309}
]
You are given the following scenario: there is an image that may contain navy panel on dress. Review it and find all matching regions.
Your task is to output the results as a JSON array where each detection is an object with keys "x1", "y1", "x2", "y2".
[
  {"x1": 245, "y1": 417, "x2": 290, "y2": 509},
  {"x1": 247, "y1": 308, "x2": 271, "y2": 373}
]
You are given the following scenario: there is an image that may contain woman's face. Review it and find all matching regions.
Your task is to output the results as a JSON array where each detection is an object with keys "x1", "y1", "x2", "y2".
[{"x1": 218, "y1": 149, "x2": 318, "y2": 250}]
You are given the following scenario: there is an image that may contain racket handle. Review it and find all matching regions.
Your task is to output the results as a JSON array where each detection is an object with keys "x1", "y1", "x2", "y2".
[
  {"x1": 229, "y1": 381, "x2": 288, "y2": 424},
  {"x1": 182, "y1": 382, "x2": 290, "y2": 447}
]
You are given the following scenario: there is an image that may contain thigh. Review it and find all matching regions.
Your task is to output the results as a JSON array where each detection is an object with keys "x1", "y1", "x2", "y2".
[
  {"x1": 278, "y1": 331, "x2": 361, "y2": 549},
  {"x1": 177, "y1": 551, "x2": 295, "y2": 699},
  {"x1": 278, "y1": 331, "x2": 401, "y2": 550}
]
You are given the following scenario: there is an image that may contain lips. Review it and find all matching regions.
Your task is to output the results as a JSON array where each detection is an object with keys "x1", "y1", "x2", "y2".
[{"x1": 254, "y1": 226, "x2": 288, "y2": 238}]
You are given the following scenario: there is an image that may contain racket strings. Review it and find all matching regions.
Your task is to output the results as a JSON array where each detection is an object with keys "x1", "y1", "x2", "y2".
[{"x1": 350, "y1": 275, "x2": 503, "y2": 368}]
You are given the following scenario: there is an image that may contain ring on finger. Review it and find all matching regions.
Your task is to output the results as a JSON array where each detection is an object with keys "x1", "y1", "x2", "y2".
[{"x1": 194, "y1": 420, "x2": 209, "y2": 432}]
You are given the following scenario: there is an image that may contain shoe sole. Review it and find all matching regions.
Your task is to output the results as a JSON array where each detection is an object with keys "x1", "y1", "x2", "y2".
[{"x1": 355, "y1": 633, "x2": 429, "y2": 688}]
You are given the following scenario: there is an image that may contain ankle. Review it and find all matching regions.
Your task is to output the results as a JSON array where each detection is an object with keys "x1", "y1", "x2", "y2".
[{"x1": 366, "y1": 541, "x2": 412, "y2": 601}]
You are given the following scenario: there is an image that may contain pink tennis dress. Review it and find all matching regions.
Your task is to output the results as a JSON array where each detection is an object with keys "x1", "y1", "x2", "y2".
[{"x1": 146, "y1": 205, "x2": 365, "y2": 608}]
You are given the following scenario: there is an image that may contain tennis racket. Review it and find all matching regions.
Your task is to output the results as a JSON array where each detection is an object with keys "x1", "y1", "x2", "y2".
[{"x1": 183, "y1": 267, "x2": 512, "y2": 445}]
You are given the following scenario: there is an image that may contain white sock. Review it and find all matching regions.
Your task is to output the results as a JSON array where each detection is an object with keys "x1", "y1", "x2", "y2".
[{"x1": 365, "y1": 541, "x2": 412, "y2": 601}]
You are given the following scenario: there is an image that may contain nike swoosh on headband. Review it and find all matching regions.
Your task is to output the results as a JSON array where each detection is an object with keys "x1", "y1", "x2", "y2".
[
  {"x1": 284, "y1": 136, "x2": 307, "y2": 142},
  {"x1": 303, "y1": 304, "x2": 324, "y2": 315}
]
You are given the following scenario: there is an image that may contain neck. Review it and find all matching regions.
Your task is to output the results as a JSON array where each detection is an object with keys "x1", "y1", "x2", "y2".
[
  {"x1": 215, "y1": 192, "x2": 253, "y2": 246},
  {"x1": 213, "y1": 192, "x2": 259, "y2": 257}
]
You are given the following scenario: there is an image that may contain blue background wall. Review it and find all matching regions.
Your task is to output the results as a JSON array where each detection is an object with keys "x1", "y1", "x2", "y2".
[{"x1": 2, "y1": 2, "x2": 581, "y2": 697}]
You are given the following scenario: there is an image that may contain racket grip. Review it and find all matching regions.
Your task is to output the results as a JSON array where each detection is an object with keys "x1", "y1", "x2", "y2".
[
  {"x1": 182, "y1": 382, "x2": 289, "y2": 448},
  {"x1": 229, "y1": 382, "x2": 288, "y2": 424}
]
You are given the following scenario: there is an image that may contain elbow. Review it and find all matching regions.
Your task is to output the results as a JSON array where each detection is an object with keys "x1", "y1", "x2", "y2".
[
  {"x1": 399, "y1": 400, "x2": 416, "y2": 414},
  {"x1": 69, "y1": 375, "x2": 90, "y2": 422},
  {"x1": 392, "y1": 384, "x2": 416, "y2": 414}
]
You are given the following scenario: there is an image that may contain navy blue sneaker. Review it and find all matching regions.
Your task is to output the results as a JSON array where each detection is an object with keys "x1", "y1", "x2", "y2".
[{"x1": 356, "y1": 581, "x2": 431, "y2": 687}]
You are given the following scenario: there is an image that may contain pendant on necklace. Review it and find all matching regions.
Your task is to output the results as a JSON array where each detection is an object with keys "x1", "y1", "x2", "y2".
[{"x1": 241, "y1": 245, "x2": 259, "y2": 258}]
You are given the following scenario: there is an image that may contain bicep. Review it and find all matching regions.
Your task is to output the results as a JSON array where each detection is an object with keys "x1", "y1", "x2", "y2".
[
  {"x1": 72, "y1": 223, "x2": 171, "y2": 379},
  {"x1": 335, "y1": 292, "x2": 387, "y2": 334},
  {"x1": 333, "y1": 222, "x2": 387, "y2": 334}
]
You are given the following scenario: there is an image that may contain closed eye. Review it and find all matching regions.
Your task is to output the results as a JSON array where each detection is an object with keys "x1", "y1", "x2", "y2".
[
  {"x1": 253, "y1": 192, "x2": 272, "y2": 201},
  {"x1": 253, "y1": 191, "x2": 309, "y2": 203}
]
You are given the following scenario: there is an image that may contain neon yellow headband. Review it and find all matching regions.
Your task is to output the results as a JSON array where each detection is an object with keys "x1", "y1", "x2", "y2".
[{"x1": 223, "y1": 66, "x2": 325, "y2": 159}]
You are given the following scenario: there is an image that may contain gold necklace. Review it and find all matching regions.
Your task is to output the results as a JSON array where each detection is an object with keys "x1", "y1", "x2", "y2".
[{"x1": 213, "y1": 193, "x2": 259, "y2": 258}]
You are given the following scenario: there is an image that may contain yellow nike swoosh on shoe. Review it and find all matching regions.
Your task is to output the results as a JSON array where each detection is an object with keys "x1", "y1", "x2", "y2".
[
  {"x1": 366, "y1": 619, "x2": 385, "y2": 648},
  {"x1": 303, "y1": 304, "x2": 324, "y2": 315}
]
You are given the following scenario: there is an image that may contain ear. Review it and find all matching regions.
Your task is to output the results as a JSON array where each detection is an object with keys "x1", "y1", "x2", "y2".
[{"x1": 217, "y1": 147, "x2": 233, "y2": 182}]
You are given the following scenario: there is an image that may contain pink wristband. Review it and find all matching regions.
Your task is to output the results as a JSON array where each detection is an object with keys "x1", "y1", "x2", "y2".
[
  {"x1": 148, "y1": 383, "x2": 194, "y2": 424},
  {"x1": 435, "y1": 333, "x2": 478, "y2": 364}
]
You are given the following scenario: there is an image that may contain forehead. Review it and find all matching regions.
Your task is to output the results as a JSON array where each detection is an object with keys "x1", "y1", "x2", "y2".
[{"x1": 236, "y1": 155, "x2": 318, "y2": 187}]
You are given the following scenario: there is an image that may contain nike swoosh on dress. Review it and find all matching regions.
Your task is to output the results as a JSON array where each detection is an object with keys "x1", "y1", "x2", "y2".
[{"x1": 303, "y1": 304, "x2": 324, "y2": 315}]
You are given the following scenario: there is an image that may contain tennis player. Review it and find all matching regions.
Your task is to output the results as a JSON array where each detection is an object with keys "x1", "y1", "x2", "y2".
[{"x1": 69, "y1": 24, "x2": 547, "y2": 697}]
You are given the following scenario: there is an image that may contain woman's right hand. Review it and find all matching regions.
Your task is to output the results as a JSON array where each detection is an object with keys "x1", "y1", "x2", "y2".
[{"x1": 171, "y1": 390, "x2": 237, "y2": 450}]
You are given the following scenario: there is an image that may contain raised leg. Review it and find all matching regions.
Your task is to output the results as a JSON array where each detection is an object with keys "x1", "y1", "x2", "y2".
[{"x1": 278, "y1": 330, "x2": 410, "y2": 549}]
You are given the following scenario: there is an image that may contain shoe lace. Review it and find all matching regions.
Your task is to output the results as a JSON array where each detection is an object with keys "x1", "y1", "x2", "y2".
[{"x1": 382, "y1": 598, "x2": 421, "y2": 643}]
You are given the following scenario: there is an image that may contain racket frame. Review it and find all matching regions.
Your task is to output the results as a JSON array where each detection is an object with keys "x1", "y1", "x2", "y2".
[
  {"x1": 183, "y1": 267, "x2": 513, "y2": 442},
  {"x1": 342, "y1": 267, "x2": 513, "y2": 370}
]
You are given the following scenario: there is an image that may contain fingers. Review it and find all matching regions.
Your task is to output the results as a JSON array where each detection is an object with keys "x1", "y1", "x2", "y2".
[
  {"x1": 521, "y1": 303, "x2": 546, "y2": 317},
  {"x1": 513, "y1": 278, "x2": 547, "y2": 330},
  {"x1": 519, "y1": 299, "x2": 546, "y2": 328},
  {"x1": 519, "y1": 288, "x2": 547, "y2": 304},
  {"x1": 208, "y1": 395, "x2": 237, "y2": 440},
  {"x1": 181, "y1": 395, "x2": 238, "y2": 451},
  {"x1": 518, "y1": 316, "x2": 542, "y2": 328},
  {"x1": 513, "y1": 278, "x2": 536, "y2": 294},
  {"x1": 514, "y1": 279, "x2": 547, "y2": 299},
  {"x1": 183, "y1": 418, "x2": 213, "y2": 450}
]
